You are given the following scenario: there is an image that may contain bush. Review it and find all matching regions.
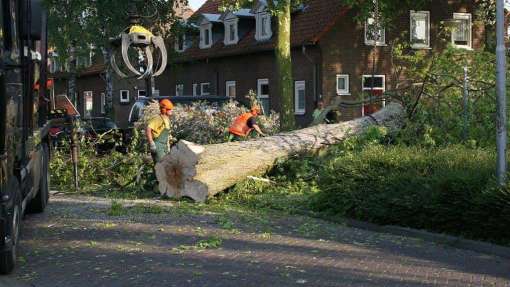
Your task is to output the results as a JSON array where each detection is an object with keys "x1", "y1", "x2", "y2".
[
  {"x1": 307, "y1": 144, "x2": 510, "y2": 245},
  {"x1": 50, "y1": 100, "x2": 280, "y2": 196},
  {"x1": 217, "y1": 127, "x2": 510, "y2": 245},
  {"x1": 138, "y1": 100, "x2": 280, "y2": 145},
  {"x1": 49, "y1": 137, "x2": 154, "y2": 197}
]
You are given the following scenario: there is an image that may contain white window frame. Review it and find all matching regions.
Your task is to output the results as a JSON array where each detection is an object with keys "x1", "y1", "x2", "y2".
[
  {"x1": 100, "y1": 92, "x2": 106, "y2": 114},
  {"x1": 84, "y1": 91, "x2": 93, "y2": 117},
  {"x1": 294, "y1": 81, "x2": 306, "y2": 115},
  {"x1": 257, "y1": 79, "x2": 269, "y2": 99},
  {"x1": 410, "y1": 11, "x2": 430, "y2": 49},
  {"x1": 364, "y1": 17, "x2": 386, "y2": 46},
  {"x1": 137, "y1": 89, "x2": 147, "y2": 99},
  {"x1": 225, "y1": 81, "x2": 236, "y2": 98},
  {"x1": 200, "y1": 22, "x2": 213, "y2": 49},
  {"x1": 451, "y1": 13, "x2": 472, "y2": 49},
  {"x1": 336, "y1": 74, "x2": 350, "y2": 95},
  {"x1": 361, "y1": 75, "x2": 386, "y2": 116},
  {"x1": 120, "y1": 90, "x2": 130, "y2": 103},
  {"x1": 224, "y1": 18, "x2": 239, "y2": 45},
  {"x1": 362, "y1": 75, "x2": 386, "y2": 91},
  {"x1": 176, "y1": 84, "x2": 184, "y2": 96},
  {"x1": 200, "y1": 82, "x2": 210, "y2": 96},
  {"x1": 193, "y1": 83, "x2": 199, "y2": 96},
  {"x1": 257, "y1": 78, "x2": 269, "y2": 114},
  {"x1": 255, "y1": 11, "x2": 272, "y2": 41},
  {"x1": 175, "y1": 34, "x2": 187, "y2": 52}
]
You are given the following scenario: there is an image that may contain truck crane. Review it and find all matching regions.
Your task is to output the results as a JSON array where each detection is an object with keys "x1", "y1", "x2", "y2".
[{"x1": 0, "y1": 0, "x2": 51, "y2": 274}]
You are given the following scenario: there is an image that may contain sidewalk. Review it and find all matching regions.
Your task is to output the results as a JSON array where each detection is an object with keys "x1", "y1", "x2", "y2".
[
  {"x1": 0, "y1": 278, "x2": 32, "y2": 287},
  {"x1": 9, "y1": 194, "x2": 510, "y2": 287}
]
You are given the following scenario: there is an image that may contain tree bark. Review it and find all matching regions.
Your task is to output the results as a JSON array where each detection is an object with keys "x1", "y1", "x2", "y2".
[
  {"x1": 155, "y1": 103, "x2": 404, "y2": 203},
  {"x1": 68, "y1": 44, "x2": 77, "y2": 107},
  {"x1": 276, "y1": 1, "x2": 295, "y2": 131},
  {"x1": 102, "y1": 47, "x2": 114, "y2": 117}
]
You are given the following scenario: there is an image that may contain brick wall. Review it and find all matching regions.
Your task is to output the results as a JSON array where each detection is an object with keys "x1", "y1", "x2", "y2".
[
  {"x1": 111, "y1": 76, "x2": 146, "y2": 129},
  {"x1": 158, "y1": 46, "x2": 321, "y2": 127},
  {"x1": 75, "y1": 74, "x2": 105, "y2": 118},
  {"x1": 319, "y1": 0, "x2": 485, "y2": 120},
  {"x1": 52, "y1": 72, "x2": 146, "y2": 129}
]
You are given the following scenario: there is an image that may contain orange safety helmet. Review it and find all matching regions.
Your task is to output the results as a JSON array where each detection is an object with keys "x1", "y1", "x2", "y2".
[
  {"x1": 250, "y1": 105, "x2": 261, "y2": 115},
  {"x1": 159, "y1": 99, "x2": 174, "y2": 110}
]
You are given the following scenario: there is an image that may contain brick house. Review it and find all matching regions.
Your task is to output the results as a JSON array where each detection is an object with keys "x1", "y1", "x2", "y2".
[
  {"x1": 159, "y1": 0, "x2": 485, "y2": 126},
  {"x1": 49, "y1": 2, "x2": 194, "y2": 129},
  {"x1": 50, "y1": 62, "x2": 154, "y2": 129}
]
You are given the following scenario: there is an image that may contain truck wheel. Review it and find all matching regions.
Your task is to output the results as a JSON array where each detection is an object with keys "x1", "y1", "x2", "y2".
[
  {"x1": 27, "y1": 144, "x2": 50, "y2": 213},
  {"x1": 0, "y1": 179, "x2": 22, "y2": 274}
]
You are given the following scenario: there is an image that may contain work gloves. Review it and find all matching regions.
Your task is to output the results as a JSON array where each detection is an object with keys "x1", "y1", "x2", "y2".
[{"x1": 149, "y1": 141, "x2": 157, "y2": 152}]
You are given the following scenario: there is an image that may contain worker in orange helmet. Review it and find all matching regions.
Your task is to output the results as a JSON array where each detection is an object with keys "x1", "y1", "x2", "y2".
[
  {"x1": 146, "y1": 99, "x2": 174, "y2": 163},
  {"x1": 228, "y1": 105, "x2": 266, "y2": 141}
]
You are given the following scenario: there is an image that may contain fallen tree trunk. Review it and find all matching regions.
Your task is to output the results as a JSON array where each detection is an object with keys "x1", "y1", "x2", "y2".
[{"x1": 156, "y1": 103, "x2": 404, "y2": 202}]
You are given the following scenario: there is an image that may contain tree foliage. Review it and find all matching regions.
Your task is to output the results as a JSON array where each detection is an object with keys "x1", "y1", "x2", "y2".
[
  {"x1": 395, "y1": 48, "x2": 497, "y2": 147},
  {"x1": 44, "y1": 0, "x2": 177, "y2": 63}
]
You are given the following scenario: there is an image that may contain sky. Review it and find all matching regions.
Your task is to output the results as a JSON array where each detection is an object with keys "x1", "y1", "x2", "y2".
[{"x1": 188, "y1": 0, "x2": 207, "y2": 11}]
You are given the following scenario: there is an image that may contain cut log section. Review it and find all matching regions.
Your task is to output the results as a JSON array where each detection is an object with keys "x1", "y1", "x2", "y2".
[{"x1": 155, "y1": 103, "x2": 404, "y2": 202}]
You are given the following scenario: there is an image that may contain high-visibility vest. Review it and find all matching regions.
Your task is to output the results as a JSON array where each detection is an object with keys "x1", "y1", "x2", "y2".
[{"x1": 228, "y1": 113, "x2": 254, "y2": 137}]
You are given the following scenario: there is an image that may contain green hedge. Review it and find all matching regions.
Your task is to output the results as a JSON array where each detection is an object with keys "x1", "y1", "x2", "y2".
[{"x1": 309, "y1": 144, "x2": 510, "y2": 245}]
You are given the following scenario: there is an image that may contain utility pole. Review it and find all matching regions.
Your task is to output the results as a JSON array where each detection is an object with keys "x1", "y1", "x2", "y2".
[{"x1": 496, "y1": 0, "x2": 507, "y2": 185}]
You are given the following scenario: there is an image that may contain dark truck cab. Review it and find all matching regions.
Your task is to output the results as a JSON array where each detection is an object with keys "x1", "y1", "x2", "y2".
[{"x1": 0, "y1": 0, "x2": 50, "y2": 274}]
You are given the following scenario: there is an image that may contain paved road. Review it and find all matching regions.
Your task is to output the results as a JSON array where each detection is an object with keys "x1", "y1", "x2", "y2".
[{"x1": 3, "y1": 194, "x2": 510, "y2": 287}]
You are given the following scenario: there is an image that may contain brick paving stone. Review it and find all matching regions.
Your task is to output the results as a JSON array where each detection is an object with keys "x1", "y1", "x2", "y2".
[{"x1": 5, "y1": 194, "x2": 510, "y2": 287}]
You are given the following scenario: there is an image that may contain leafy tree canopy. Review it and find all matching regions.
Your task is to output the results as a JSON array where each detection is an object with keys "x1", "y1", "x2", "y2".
[{"x1": 45, "y1": 0, "x2": 180, "y2": 61}]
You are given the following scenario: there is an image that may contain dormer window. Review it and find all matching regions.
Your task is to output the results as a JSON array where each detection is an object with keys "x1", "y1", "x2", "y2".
[
  {"x1": 200, "y1": 22, "x2": 213, "y2": 49},
  {"x1": 255, "y1": 5, "x2": 272, "y2": 41},
  {"x1": 175, "y1": 34, "x2": 187, "y2": 52},
  {"x1": 451, "y1": 13, "x2": 472, "y2": 49},
  {"x1": 224, "y1": 16, "x2": 239, "y2": 45},
  {"x1": 410, "y1": 11, "x2": 430, "y2": 49},
  {"x1": 365, "y1": 17, "x2": 385, "y2": 46},
  {"x1": 261, "y1": 15, "x2": 269, "y2": 37}
]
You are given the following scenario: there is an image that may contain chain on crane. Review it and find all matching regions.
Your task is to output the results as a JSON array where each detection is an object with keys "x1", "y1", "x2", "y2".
[{"x1": 109, "y1": 5, "x2": 167, "y2": 80}]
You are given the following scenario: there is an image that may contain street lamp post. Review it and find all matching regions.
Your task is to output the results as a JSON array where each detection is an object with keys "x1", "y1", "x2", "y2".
[{"x1": 496, "y1": 0, "x2": 507, "y2": 185}]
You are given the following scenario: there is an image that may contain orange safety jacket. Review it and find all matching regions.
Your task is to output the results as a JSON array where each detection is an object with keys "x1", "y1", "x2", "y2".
[{"x1": 228, "y1": 112, "x2": 254, "y2": 137}]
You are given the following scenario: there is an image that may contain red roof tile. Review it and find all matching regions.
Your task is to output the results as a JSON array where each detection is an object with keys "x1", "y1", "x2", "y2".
[
  {"x1": 176, "y1": 0, "x2": 349, "y2": 61},
  {"x1": 195, "y1": 0, "x2": 221, "y2": 15}
]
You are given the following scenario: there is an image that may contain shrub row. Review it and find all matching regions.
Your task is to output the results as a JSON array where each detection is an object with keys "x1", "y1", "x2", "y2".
[{"x1": 310, "y1": 144, "x2": 510, "y2": 244}]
